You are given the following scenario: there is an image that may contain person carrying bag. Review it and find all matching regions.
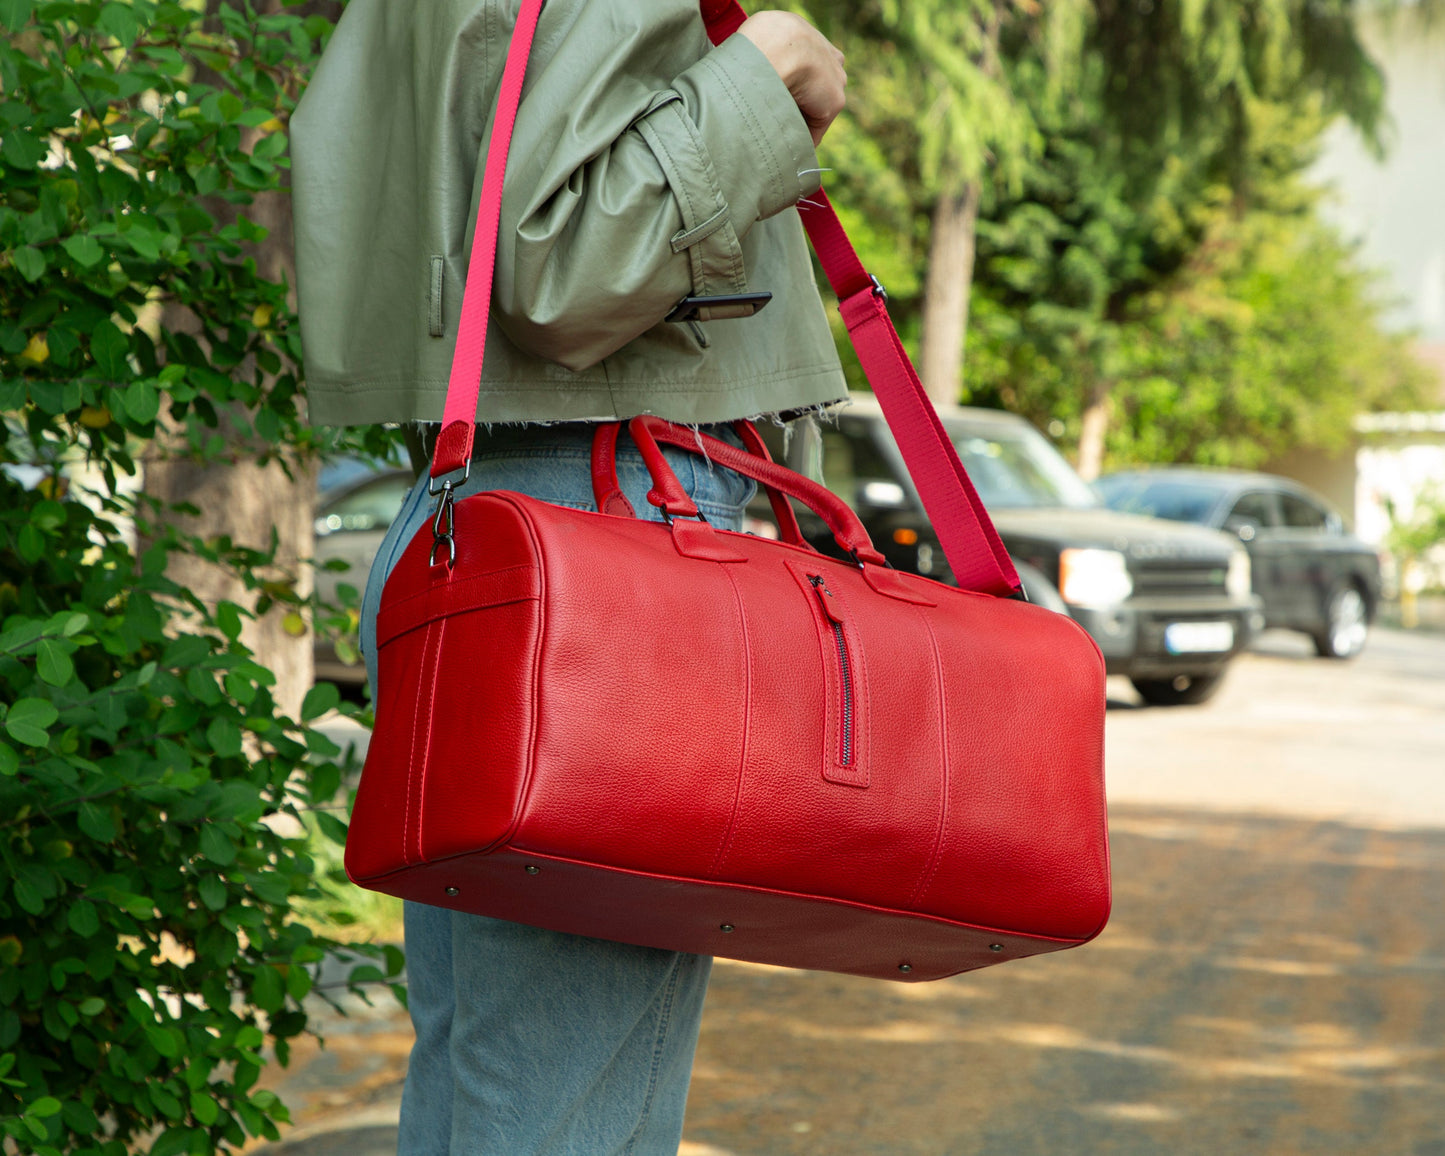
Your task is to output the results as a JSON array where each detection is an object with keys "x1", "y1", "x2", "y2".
[{"x1": 292, "y1": 2, "x2": 1108, "y2": 1152}]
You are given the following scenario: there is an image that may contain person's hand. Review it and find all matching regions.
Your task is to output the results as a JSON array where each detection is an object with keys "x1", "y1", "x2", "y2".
[{"x1": 736, "y1": 11, "x2": 846, "y2": 147}]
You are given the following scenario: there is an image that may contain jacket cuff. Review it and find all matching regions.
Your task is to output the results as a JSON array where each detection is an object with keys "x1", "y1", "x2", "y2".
[
  {"x1": 679, "y1": 33, "x2": 822, "y2": 222},
  {"x1": 634, "y1": 32, "x2": 821, "y2": 298}
]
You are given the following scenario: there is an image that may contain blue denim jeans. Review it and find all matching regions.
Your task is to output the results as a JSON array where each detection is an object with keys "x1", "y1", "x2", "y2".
[{"x1": 359, "y1": 424, "x2": 755, "y2": 1156}]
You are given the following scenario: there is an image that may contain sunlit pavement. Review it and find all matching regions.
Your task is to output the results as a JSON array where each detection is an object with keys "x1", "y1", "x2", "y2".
[{"x1": 267, "y1": 627, "x2": 1445, "y2": 1156}]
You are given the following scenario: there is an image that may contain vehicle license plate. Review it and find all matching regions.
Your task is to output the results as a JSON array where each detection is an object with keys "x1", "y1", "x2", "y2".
[{"x1": 1164, "y1": 621, "x2": 1235, "y2": 654}]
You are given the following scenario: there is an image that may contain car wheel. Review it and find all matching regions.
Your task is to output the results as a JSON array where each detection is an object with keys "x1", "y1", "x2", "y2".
[
  {"x1": 1313, "y1": 582, "x2": 1369, "y2": 660},
  {"x1": 1130, "y1": 671, "x2": 1227, "y2": 707}
]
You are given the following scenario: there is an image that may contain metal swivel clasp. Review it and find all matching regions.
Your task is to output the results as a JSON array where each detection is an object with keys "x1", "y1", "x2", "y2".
[{"x1": 430, "y1": 480, "x2": 458, "y2": 568}]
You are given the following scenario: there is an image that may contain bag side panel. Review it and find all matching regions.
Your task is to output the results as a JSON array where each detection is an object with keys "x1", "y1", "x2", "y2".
[
  {"x1": 509, "y1": 508, "x2": 753, "y2": 883},
  {"x1": 346, "y1": 495, "x2": 542, "y2": 884},
  {"x1": 920, "y1": 598, "x2": 1111, "y2": 940}
]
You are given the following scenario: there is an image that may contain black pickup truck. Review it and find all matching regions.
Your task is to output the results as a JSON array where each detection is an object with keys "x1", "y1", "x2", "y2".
[{"x1": 752, "y1": 398, "x2": 1265, "y2": 706}]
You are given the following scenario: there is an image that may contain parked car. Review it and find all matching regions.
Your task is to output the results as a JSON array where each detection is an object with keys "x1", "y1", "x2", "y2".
[
  {"x1": 1096, "y1": 468, "x2": 1382, "y2": 659},
  {"x1": 750, "y1": 397, "x2": 1264, "y2": 706},
  {"x1": 313, "y1": 463, "x2": 412, "y2": 683}
]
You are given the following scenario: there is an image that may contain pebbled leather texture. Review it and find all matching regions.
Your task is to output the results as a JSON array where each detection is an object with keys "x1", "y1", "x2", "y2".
[{"x1": 346, "y1": 432, "x2": 1111, "y2": 982}]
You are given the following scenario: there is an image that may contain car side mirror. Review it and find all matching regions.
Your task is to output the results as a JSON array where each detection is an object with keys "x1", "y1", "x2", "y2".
[{"x1": 1223, "y1": 516, "x2": 1259, "y2": 542}]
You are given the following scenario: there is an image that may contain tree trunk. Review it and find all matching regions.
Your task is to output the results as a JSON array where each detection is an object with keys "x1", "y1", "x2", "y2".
[
  {"x1": 144, "y1": 175, "x2": 316, "y2": 718},
  {"x1": 144, "y1": 444, "x2": 316, "y2": 719},
  {"x1": 1075, "y1": 378, "x2": 1111, "y2": 482},
  {"x1": 918, "y1": 181, "x2": 982, "y2": 410},
  {"x1": 142, "y1": 0, "x2": 331, "y2": 720}
]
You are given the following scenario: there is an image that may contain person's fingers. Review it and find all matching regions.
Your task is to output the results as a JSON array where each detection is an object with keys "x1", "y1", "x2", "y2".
[{"x1": 737, "y1": 11, "x2": 846, "y2": 143}]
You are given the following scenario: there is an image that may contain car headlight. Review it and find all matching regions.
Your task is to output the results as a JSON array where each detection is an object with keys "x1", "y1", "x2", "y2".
[
  {"x1": 1226, "y1": 549, "x2": 1252, "y2": 600},
  {"x1": 1057, "y1": 548, "x2": 1133, "y2": 608}
]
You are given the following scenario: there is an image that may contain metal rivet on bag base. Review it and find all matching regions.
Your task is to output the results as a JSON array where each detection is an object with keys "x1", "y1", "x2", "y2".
[
  {"x1": 898, "y1": 963, "x2": 913, "y2": 973},
  {"x1": 989, "y1": 944, "x2": 1004, "y2": 952},
  {"x1": 719, "y1": 923, "x2": 735, "y2": 933},
  {"x1": 524, "y1": 865, "x2": 540, "y2": 875},
  {"x1": 444, "y1": 886, "x2": 460, "y2": 897}
]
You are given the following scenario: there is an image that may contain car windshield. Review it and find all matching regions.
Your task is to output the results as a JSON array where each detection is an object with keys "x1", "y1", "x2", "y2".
[
  {"x1": 1096, "y1": 477, "x2": 1225, "y2": 525},
  {"x1": 943, "y1": 422, "x2": 1099, "y2": 510}
]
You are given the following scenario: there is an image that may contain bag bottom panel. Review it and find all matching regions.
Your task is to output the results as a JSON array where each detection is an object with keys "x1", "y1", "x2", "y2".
[{"x1": 353, "y1": 846, "x2": 1088, "y2": 981}]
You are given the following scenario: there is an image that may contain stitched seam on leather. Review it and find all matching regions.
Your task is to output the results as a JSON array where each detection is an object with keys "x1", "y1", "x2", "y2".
[
  {"x1": 412, "y1": 611, "x2": 446, "y2": 864},
  {"x1": 707, "y1": 564, "x2": 752, "y2": 880},
  {"x1": 836, "y1": 600, "x2": 871, "y2": 788},
  {"x1": 402, "y1": 619, "x2": 435, "y2": 866},
  {"x1": 492, "y1": 497, "x2": 548, "y2": 848},
  {"x1": 908, "y1": 607, "x2": 950, "y2": 908},
  {"x1": 376, "y1": 563, "x2": 538, "y2": 645}
]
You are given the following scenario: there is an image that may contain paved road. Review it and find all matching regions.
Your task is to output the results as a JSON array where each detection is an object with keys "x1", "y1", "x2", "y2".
[
  {"x1": 1102, "y1": 626, "x2": 1445, "y2": 829},
  {"x1": 278, "y1": 626, "x2": 1445, "y2": 1156}
]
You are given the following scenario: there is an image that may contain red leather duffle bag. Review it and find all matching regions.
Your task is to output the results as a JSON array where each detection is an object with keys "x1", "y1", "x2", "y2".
[{"x1": 342, "y1": 0, "x2": 1110, "y2": 981}]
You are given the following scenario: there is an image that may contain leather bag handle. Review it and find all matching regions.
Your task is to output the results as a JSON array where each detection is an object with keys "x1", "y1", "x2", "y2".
[
  {"x1": 431, "y1": 0, "x2": 1023, "y2": 597},
  {"x1": 624, "y1": 417, "x2": 885, "y2": 565},
  {"x1": 590, "y1": 419, "x2": 809, "y2": 547}
]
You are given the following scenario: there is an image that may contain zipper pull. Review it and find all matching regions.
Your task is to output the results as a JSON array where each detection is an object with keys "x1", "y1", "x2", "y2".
[{"x1": 809, "y1": 574, "x2": 846, "y2": 624}]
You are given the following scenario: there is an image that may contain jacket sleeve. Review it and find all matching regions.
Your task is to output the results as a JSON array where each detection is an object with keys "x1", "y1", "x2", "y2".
[{"x1": 488, "y1": 0, "x2": 821, "y2": 372}]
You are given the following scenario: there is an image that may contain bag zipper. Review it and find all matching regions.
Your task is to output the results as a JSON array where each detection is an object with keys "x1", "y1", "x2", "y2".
[{"x1": 809, "y1": 575, "x2": 855, "y2": 766}]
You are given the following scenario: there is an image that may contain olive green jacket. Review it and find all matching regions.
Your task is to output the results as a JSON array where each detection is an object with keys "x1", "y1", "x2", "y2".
[{"x1": 291, "y1": 0, "x2": 847, "y2": 427}]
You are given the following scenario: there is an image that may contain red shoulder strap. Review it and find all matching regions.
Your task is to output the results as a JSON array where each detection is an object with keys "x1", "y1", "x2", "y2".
[{"x1": 433, "y1": 0, "x2": 1021, "y2": 598}]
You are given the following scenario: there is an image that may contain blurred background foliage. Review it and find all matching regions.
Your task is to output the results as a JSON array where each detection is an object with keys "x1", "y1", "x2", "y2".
[{"x1": 801, "y1": 0, "x2": 1434, "y2": 477}]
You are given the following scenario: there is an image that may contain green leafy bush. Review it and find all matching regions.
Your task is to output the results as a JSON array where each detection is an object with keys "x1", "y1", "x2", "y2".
[{"x1": 1, "y1": 2, "x2": 402, "y2": 1154}]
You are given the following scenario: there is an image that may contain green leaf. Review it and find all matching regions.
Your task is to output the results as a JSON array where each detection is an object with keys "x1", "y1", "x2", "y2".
[
  {"x1": 215, "y1": 601, "x2": 243, "y2": 642},
  {"x1": 315, "y1": 811, "x2": 348, "y2": 846},
  {"x1": 285, "y1": 964, "x2": 312, "y2": 1001},
  {"x1": 36, "y1": 639, "x2": 74, "y2": 687},
  {"x1": 13, "y1": 878, "x2": 45, "y2": 914},
  {"x1": 0, "y1": 742, "x2": 17, "y2": 776},
  {"x1": 16, "y1": 523, "x2": 44, "y2": 564},
  {"x1": 5, "y1": 697, "x2": 59, "y2": 747},
  {"x1": 121, "y1": 380, "x2": 160, "y2": 424},
  {"x1": 2, "y1": 130, "x2": 44, "y2": 171},
  {"x1": 198, "y1": 824, "x2": 236, "y2": 866},
  {"x1": 189, "y1": 1091, "x2": 219, "y2": 1127},
  {"x1": 300, "y1": 682, "x2": 338, "y2": 722},
  {"x1": 27, "y1": 1098, "x2": 62, "y2": 1120},
  {"x1": 197, "y1": 874, "x2": 226, "y2": 911},
  {"x1": 62, "y1": 1098, "x2": 98, "y2": 1133},
  {"x1": 12, "y1": 245, "x2": 45, "y2": 281},
  {"x1": 97, "y1": 0, "x2": 140, "y2": 45},
  {"x1": 250, "y1": 965, "x2": 284, "y2": 1013},
  {"x1": 118, "y1": 892, "x2": 155, "y2": 919},
  {"x1": 90, "y1": 320, "x2": 129, "y2": 380},
  {"x1": 78, "y1": 802, "x2": 116, "y2": 843},
  {"x1": 150, "y1": 1127, "x2": 195, "y2": 1156},
  {"x1": 61, "y1": 234, "x2": 105, "y2": 268},
  {"x1": 0, "y1": 0, "x2": 35, "y2": 32},
  {"x1": 144, "y1": 1024, "x2": 180, "y2": 1058},
  {"x1": 205, "y1": 716, "x2": 242, "y2": 758},
  {"x1": 78, "y1": 996, "x2": 105, "y2": 1016},
  {"x1": 68, "y1": 901, "x2": 100, "y2": 937}
]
